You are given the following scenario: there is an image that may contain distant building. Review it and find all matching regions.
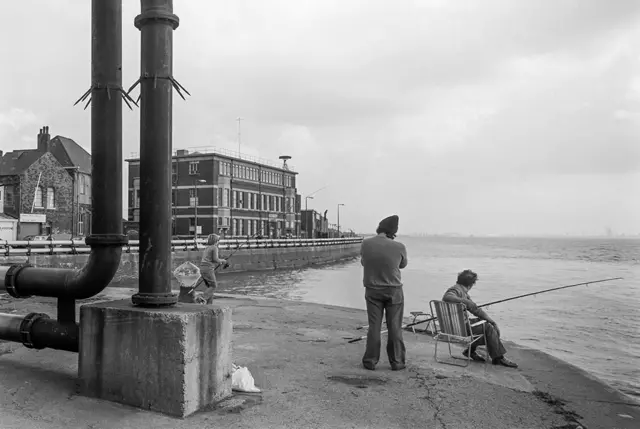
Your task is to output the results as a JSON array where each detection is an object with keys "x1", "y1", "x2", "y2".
[
  {"x1": 301, "y1": 209, "x2": 328, "y2": 238},
  {"x1": 126, "y1": 148, "x2": 301, "y2": 238},
  {"x1": 0, "y1": 149, "x2": 74, "y2": 238},
  {"x1": 0, "y1": 126, "x2": 93, "y2": 239}
]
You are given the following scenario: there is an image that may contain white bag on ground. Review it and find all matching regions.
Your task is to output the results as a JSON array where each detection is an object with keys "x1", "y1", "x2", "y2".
[{"x1": 231, "y1": 364, "x2": 261, "y2": 393}]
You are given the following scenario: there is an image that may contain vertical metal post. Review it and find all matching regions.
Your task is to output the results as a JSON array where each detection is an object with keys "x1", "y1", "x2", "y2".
[
  {"x1": 194, "y1": 178, "x2": 198, "y2": 237},
  {"x1": 132, "y1": 0, "x2": 179, "y2": 306},
  {"x1": 91, "y1": 0, "x2": 123, "y2": 240}
]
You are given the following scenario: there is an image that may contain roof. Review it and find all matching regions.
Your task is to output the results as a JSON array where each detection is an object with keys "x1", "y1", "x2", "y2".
[
  {"x1": 0, "y1": 213, "x2": 18, "y2": 221},
  {"x1": 51, "y1": 136, "x2": 92, "y2": 174},
  {"x1": 125, "y1": 149, "x2": 298, "y2": 174},
  {"x1": 0, "y1": 150, "x2": 44, "y2": 176}
]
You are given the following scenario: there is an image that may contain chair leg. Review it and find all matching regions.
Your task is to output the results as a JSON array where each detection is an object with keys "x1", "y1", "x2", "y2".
[{"x1": 433, "y1": 337, "x2": 469, "y2": 367}]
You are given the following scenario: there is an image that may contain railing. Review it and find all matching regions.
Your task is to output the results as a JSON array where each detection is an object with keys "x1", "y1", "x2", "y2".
[
  {"x1": 128, "y1": 146, "x2": 297, "y2": 173},
  {"x1": 0, "y1": 237, "x2": 363, "y2": 256}
]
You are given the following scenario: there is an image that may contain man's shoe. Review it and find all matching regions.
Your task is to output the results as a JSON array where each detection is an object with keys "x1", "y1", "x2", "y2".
[
  {"x1": 391, "y1": 364, "x2": 406, "y2": 371},
  {"x1": 362, "y1": 363, "x2": 376, "y2": 371},
  {"x1": 462, "y1": 348, "x2": 486, "y2": 362},
  {"x1": 492, "y1": 357, "x2": 518, "y2": 368}
]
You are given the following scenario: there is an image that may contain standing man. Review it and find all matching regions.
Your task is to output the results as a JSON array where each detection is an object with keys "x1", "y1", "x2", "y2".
[{"x1": 360, "y1": 215, "x2": 408, "y2": 371}]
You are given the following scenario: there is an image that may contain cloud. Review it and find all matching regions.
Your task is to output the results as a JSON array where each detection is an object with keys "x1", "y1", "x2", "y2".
[{"x1": 2, "y1": 0, "x2": 640, "y2": 234}]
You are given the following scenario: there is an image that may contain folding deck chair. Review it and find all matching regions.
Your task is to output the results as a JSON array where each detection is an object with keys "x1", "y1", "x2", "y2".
[{"x1": 429, "y1": 300, "x2": 487, "y2": 367}]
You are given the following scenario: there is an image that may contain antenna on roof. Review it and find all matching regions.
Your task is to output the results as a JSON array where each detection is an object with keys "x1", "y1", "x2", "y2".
[{"x1": 279, "y1": 155, "x2": 291, "y2": 171}]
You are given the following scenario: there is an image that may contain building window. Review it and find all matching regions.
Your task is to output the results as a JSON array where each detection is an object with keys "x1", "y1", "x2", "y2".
[
  {"x1": 232, "y1": 190, "x2": 237, "y2": 208},
  {"x1": 34, "y1": 186, "x2": 44, "y2": 208},
  {"x1": 78, "y1": 220, "x2": 84, "y2": 235},
  {"x1": 4, "y1": 186, "x2": 13, "y2": 206},
  {"x1": 189, "y1": 161, "x2": 199, "y2": 175},
  {"x1": 80, "y1": 175, "x2": 86, "y2": 195},
  {"x1": 135, "y1": 190, "x2": 140, "y2": 208},
  {"x1": 47, "y1": 187, "x2": 55, "y2": 208},
  {"x1": 224, "y1": 188, "x2": 229, "y2": 207}
]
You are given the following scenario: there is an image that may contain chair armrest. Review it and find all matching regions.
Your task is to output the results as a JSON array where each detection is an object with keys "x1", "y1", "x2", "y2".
[{"x1": 470, "y1": 320, "x2": 486, "y2": 327}]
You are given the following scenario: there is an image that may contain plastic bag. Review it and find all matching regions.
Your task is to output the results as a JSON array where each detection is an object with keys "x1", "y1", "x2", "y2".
[
  {"x1": 173, "y1": 261, "x2": 201, "y2": 288},
  {"x1": 231, "y1": 364, "x2": 261, "y2": 393}
]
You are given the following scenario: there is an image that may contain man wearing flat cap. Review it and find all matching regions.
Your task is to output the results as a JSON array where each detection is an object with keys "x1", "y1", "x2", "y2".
[{"x1": 360, "y1": 215, "x2": 408, "y2": 370}]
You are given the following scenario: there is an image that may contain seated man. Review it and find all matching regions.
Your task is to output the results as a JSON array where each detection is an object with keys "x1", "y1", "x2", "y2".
[{"x1": 442, "y1": 270, "x2": 518, "y2": 368}]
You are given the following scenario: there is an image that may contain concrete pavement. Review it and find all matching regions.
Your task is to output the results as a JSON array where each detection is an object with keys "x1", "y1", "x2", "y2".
[{"x1": 0, "y1": 288, "x2": 638, "y2": 429}]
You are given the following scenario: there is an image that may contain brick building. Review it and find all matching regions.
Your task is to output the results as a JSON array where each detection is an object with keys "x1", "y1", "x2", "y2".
[
  {"x1": 0, "y1": 150, "x2": 74, "y2": 238},
  {"x1": 126, "y1": 148, "x2": 302, "y2": 238},
  {"x1": 0, "y1": 126, "x2": 93, "y2": 239},
  {"x1": 39, "y1": 127, "x2": 93, "y2": 236}
]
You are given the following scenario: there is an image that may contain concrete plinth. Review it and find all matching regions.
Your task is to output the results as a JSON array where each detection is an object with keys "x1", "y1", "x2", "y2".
[{"x1": 78, "y1": 300, "x2": 232, "y2": 417}]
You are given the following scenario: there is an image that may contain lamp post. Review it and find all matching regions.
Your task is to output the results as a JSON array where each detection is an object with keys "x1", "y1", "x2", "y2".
[
  {"x1": 337, "y1": 203, "x2": 345, "y2": 237},
  {"x1": 193, "y1": 179, "x2": 206, "y2": 237},
  {"x1": 305, "y1": 195, "x2": 314, "y2": 211}
]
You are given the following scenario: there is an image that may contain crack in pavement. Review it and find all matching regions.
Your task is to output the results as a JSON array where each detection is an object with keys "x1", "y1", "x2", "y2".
[{"x1": 409, "y1": 367, "x2": 447, "y2": 429}]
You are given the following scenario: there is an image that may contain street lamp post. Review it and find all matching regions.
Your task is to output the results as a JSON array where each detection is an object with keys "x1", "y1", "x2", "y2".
[
  {"x1": 194, "y1": 179, "x2": 206, "y2": 237},
  {"x1": 305, "y1": 195, "x2": 314, "y2": 211},
  {"x1": 337, "y1": 203, "x2": 345, "y2": 237}
]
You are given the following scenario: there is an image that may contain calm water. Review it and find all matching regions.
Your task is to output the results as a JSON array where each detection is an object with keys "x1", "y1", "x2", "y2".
[{"x1": 215, "y1": 236, "x2": 640, "y2": 402}]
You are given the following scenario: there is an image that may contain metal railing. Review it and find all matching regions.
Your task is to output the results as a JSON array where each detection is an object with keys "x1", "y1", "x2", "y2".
[
  {"x1": 0, "y1": 237, "x2": 363, "y2": 256},
  {"x1": 128, "y1": 146, "x2": 297, "y2": 172}
]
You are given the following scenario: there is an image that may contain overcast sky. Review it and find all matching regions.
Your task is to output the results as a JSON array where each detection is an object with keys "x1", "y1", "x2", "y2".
[{"x1": 1, "y1": 0, "x2": 639, "y2": 236}]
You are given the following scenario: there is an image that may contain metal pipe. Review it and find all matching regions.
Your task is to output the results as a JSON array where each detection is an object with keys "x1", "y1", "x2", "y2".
[
  {"x1": 0, "y1": 312, "x2": 78, "y2": 353},
  {"x1": 0, "y1": 313, "x2": 23, "y2": 343},
  {"x1": 131, "y1": 0, "x2": 179, "y2": 307},
  {"x1": 1, "y1": 0, "x2": 126, "y2": 301}
]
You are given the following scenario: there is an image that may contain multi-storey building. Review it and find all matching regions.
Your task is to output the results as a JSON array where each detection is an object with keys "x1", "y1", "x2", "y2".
[
  {"x1": 0, "y1": 126, "x2": 93, "y2": 239},
  {"x1": 126, "y1": 148, "x2": 301, "y2": 238},
  {"x1": 0, "y1": 149, "x2": 74, "y2": 238}
]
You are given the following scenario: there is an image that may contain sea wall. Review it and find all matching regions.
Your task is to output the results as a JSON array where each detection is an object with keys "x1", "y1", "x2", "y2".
[{"x1": 0, "y1": 240, "x2": 362, "y2": 285}]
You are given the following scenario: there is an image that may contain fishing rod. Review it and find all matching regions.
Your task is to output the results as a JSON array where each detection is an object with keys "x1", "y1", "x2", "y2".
[
  {"x1": 186, "y1": 234, "x2": 261, "y2": 296},
  {"x1": 348, "y1": 277, "x2": 623, "y2": 343}
]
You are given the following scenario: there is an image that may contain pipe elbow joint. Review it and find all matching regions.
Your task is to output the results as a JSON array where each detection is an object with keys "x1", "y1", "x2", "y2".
[{"x1": 6, "y1": 234, "x2": 127, "y2": 300}]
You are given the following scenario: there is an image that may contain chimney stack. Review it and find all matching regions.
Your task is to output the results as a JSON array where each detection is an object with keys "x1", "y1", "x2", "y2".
[{"x1": 37, "y1": 126, "x2": 51, "y2": 152}]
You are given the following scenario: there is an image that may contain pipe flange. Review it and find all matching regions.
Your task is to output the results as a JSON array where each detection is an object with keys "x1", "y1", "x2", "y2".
[
  {"x1": 20, "y1": 312, "x2": 50, "y2": 349},
  {"x1": 85, "y1": 234, "x2": 128, "y2": 247},
  {"x1": 134, "y1": 9, "x2": 180, "y2": 30},
  {"x1": 5, "y1": 264, "x2": 32, "y2": 299},
  {"x1": 131, "y1": 292, "x2": 178, "y2": 307}
]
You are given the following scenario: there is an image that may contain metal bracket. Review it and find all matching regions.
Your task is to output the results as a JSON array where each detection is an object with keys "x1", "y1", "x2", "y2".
[
  {"x1": 5, "y1": 264, "x2": 32, "y2": 299},
  {"x1": 20, "y1": 312, "x2": 50, "y2": 349},
  {"x1": 127, "y1": 73, "x2": 191, "y2": 104},
  {"x1": 73, "y1": 83, "x2": 139, "y2": 110}
]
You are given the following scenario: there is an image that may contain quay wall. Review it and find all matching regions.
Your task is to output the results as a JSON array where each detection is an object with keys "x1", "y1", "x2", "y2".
[{"x1": 0, "y1": 238, "x2": 362, "y2": 285}]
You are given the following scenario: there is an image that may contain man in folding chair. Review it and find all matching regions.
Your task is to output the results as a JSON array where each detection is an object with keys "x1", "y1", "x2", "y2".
[{"x1": 442, "y1": 270, "x2": 518, "y2": 368}]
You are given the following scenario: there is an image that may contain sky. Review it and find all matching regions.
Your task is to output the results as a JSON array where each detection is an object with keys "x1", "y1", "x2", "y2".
[{"x1": 1, "y1": 0, "x2": 639, "y2": 236}]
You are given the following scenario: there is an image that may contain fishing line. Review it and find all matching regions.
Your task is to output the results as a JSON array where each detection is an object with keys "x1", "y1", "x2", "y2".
[{"x1": 348, "y1": 277, "x2": 623, "y2": 343}]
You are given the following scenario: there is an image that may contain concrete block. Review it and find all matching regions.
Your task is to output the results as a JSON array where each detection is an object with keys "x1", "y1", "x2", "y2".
[{"x1": 78, "y1": 300, "x2": 232, "y2": 417}]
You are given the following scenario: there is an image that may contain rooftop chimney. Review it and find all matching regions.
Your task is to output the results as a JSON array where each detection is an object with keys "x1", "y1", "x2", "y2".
[
  {"x1": 176, "y1": 149, "x2": 189, "y2": 156},
  {"x1": 37, "y1": 126, "x2": 51, "y2": 152}
]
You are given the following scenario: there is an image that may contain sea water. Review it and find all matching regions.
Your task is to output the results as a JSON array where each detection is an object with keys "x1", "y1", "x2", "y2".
[{"x1": 216, "y1": 236, "x2": 640, "y2": 403}]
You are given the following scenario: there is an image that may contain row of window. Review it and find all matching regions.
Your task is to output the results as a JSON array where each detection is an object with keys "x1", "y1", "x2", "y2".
[
  {"x1": 132, "y1": 188, "x2": 295, "y2": 213},
  {"x1": 187, "y1": 161, "x2": 293, "y2": 187},
  {"x1": 189, "y1": 218, "x2": 295, "y2": 237}
]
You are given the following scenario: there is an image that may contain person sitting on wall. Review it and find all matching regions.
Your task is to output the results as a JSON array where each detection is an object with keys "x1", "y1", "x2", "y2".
[
  {"x1": 178, "y1": 233, "x2": 227, "y2": 304},
  {"x1": 442, "y1": 269, "x2": 518, "y2": 368}
]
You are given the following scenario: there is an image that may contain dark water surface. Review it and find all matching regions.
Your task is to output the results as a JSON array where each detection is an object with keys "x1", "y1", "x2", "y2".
[{"x1": 214, "y1": 236, "x2": 640, "y2": 402}]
